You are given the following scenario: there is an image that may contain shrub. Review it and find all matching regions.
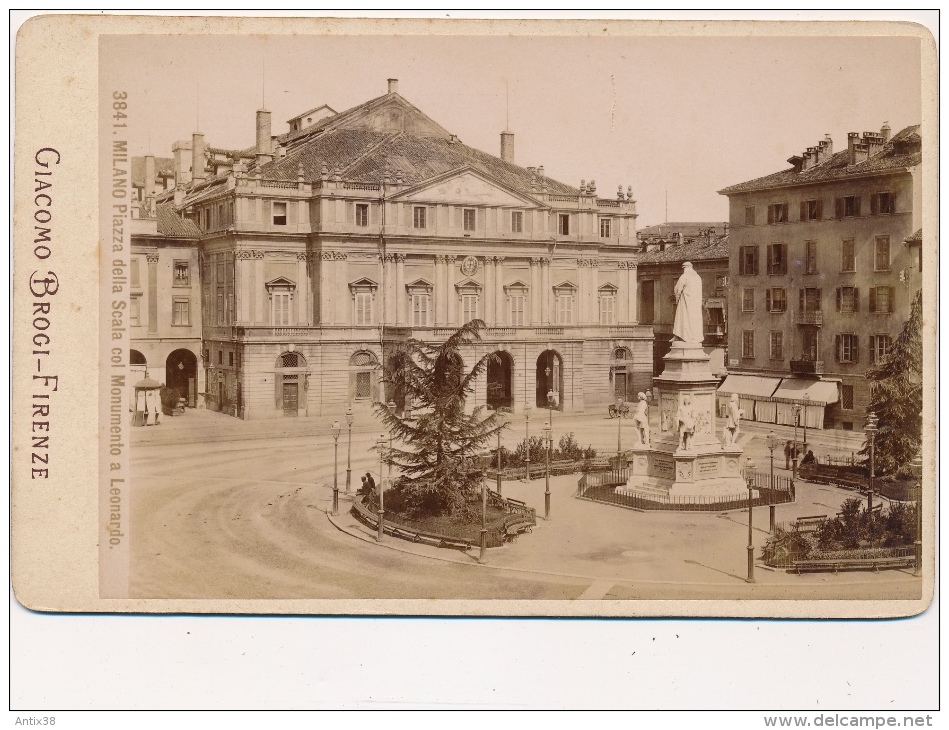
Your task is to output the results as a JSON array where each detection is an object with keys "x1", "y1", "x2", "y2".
[{"x1": 159, "y1": 386, "x2": 180, "y2": 411}]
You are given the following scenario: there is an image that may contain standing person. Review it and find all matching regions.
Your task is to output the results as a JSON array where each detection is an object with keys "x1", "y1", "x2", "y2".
[
  {"x1": 364, "y1": 472, "x2": 376, "y2": 496},
  {"x1": 784, "y1": 440, "x2": 792, "y2": 470}
]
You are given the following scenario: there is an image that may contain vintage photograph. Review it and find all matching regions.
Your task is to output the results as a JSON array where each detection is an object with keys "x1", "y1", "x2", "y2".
[{"x1": 89, "y1": 28, "x2": 933, "y2": 608}]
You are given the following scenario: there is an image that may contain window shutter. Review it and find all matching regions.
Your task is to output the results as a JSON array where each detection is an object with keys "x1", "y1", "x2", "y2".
[
  {"x1": 835, "y1": 335, "x2": 841, "y2": 362},
  {"x1": 853, "y1": 196, "x2": 861, "y2": 216},
  {"x1": 853, "y1": 288, "x2": 859, "y2": 312},
  {"x1": 887, "y1": 286, "x2": 895, "y2": 312},
  {"x1": 739, "y1": 250, "x2": 746, "y2": 276},
  {"x1": 835, "y1": 198, "x2": 844, "y2": 219},
  {"x1": 782, "y1": 203, "x2": 789, "y2": 222},
  {"x1": 753, "y1": 247, "x2": 759, "y2": 274},
  {"x1": 870, "y1": 194, "x2": 879, "y2": 215},
  {"x1": 766, "y1": 289, "x2": 772, "y2": 311},
  {"x1": 868, "y1": 288, "x2": 876, "y2": 312},
  {"x1": 887, "y1": 194, "x2": 895, "y2": 214},
  {"x1": 853, "y1": 336, "x2": 859, "y2": 363},
  {"x1": 817, "y1": 288, "x2": 822, "y2": 309},
  {"x1": 815, "y1": 199, "x2": 823, "y2": 219},
  {"x1": 800, "y1": 201, "x2": 807, "y2": 221},
  {"x1": 799, "y1": 289, "x2": 805, "y2": 312},
  {"x1": 767, "y1": 206, "x2": 774, "y2": 224},
  {"x1": 835, "y1": 287, "x2": 841, "y2": 312},
  {"x1": 869, "y1": 336, "x2": 876, "y2": 364}
]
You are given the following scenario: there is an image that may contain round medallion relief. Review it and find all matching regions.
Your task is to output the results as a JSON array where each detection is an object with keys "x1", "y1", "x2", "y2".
[{"x1": 460, "y1": 255, "x2": 479, "y2": 277}]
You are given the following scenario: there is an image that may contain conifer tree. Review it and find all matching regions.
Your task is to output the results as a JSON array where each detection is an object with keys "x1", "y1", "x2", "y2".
[
  {"x1": 374, "y1": 320, "x2": 506, "y2": 519},
  {"x1": 861, "y1": 289, "x2": 922, "y2": 477}
]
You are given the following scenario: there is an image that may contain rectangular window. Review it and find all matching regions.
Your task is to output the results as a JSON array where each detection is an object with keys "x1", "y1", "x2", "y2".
[
  {"x1": 557, "y1": 294, "x2": 574, "y2": 324},
  {"x1": 767, "y1": 202, "x2": 789, "y2": 224},
  {"x1": 639, "y1": 280, "x2": 655, "y2": 324},
  {"x1": 841, "y1": 239, "x2": 856, "y2": 272},
  {"x1": 599, "y1": 295, "x2": 615, "y2": 325},
  {"x1": 836, "y1": 286, "x2": 859, "y2": 313},
  {"x1": 769, "y1": 331, "x2": 783, "y2": 360},
  {"x1": 462, "y1": 294, "x2": 478, "y2": 323},
  {"x1": 130, "y1": 257, "x2": 140, "y2": 287},
  {"x1": 804, "y1": 240, "x2": 818, "y2": 275},
  {"x1": 741, "y1": 330, "x2": 755, "y2": 358},
  {"x1": 510, "y1": 294, "x2": 526, "y2": 326},
  {"x1": 173, "y1": 260, "x2": 190, "y2": 286},
  {"x1": 227, "y1": 293, "x2": 234, "y2": 325},
  {"x1": 739, "y1": 246, "x2": 759, "y2": 276},
  {"x1": 355, "y1": 292, "x2": 373, "y2": 325},
  {"x1": 744, "y1": 206, "x2": 755, "y2": 226},
  {"x1": 355, "y1": 371, "x2": 371, "y2": 399},
  {"x1": 413, "y1": 206, "x2": 427, "y2": 229},
  {"x1": 272, "y1": 201, "x2": 287, "y2": 226},
  {"x1": 229, "y1": 352, "x2": 234, "y2": 367},
  {"x1": 463, "y1": 208, "x2": 476, "y2": 231},
  {"x1": 558, "y1": 214, "x2": 570, "y2": 236},
  {"x1": 272, "y1": 292, "x2": 291, "y2": 326},
  {"x1": 836, "y1": 195, "x2": 861, "y2": 218},
  {"x1": 218, "y1": 351, "x2": 223, "y2": 365},
  {"x1": 836, "y1": 333, "x2": 859, "y2": 363},
  {"x1": 870, "y1": 335, "x2": 893, "y2": 364},
  {"x1": 801, "y1": 198, "x2": 822, "y2": 221},
  {"x1": 869, "y1": 286, "x2": 894, "y2": 314},
  {"x1": 871, "y1": 191, "x2": 894, "y2": 215},
  {"x1": 511, "y1": 211, "x2": 523, "y2": 233},
  {"x1": 841, "y1": 384, "x2": 854, "y2": 410},
  {"x1": 766, "y1": 288, "x2": 787, "y2": 312},
  {"x1": 767, "y1": 243, "x2": 787, "y2": 275},
  {"x1": 355, "y1": 203, "x2": 369, "y2": 227},
  {"x1": 799, "y1": 287, "x2": 822, "y2": 312},
  {"x1": 412, "y1": 294, "x2": 430, "y2": 326},
  {"x1": 741, "y1": 287, "x2": 755, "y2": 312},
  {"x1": 599, "y1": 218, "x2": 612, "y2": 238},
  {"x1": 216, "y1": 293, "x2": 224, "y2": 325},
  {"x1": 874, "y1": 236, "x2": 891, "y2": 271},
  {"x1": 802, "y1": 329, "x2": 819, "y2": 361},
  {"x1": 130, "y1": 296, "x2": 140, "y2": 326}
]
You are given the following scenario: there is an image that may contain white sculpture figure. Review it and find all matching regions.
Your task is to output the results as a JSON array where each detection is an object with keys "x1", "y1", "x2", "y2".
[
  {"x1": 633, "y1": 392, "x2": 650, "y2": 447},
  {"x1": 672, "y1": 261, "x2": 704, "y2": 345},
  {"x1": 722, "y1": 393, "x2": 744, "y2": 447},
  {"x1": 675, "y1": 395, "x2": 695, "y2": 451}
]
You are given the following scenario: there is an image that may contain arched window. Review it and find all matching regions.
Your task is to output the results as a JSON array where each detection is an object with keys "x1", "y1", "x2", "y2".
[
  {"x1": 613, "y1": 347, "x2": 629, "y2": 361},
  {"x1": 130, "y1": 350, "x2": 147, "y2": 366},
  {"x1": 350, "y1": 350, "x2": 379, "y2": 401}
]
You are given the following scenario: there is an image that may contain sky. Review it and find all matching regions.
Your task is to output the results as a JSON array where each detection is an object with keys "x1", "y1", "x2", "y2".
[{"x1": 106, "y1": 29, "x2": 923, "y2": 227}]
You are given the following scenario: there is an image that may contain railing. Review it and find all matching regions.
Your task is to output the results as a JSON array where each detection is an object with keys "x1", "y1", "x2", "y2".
[
  {"x1": 257, "y1": 179, "x2": 300, "y2": 190},
  {"x1": 790, "y1": 358, "x2": 825, "y2": 375},
  {"x1": 548, "y1": 195, "x2": 580, "y2": 203},
  {"x1": 487, "y1": 327, "x2": 516, "y2": 336},
  {"x1": 596, "y1": 199, "x2": 621, "y2": 208},
  {"x1": 342, "y1": 182, "x2": 381, "y2": 191},
  {"x1": 534, "y1": 327, "x2": 564, "y2": 336},
  {"x1": 795, "y1": 310, "x2": 823, "y2": 326}
]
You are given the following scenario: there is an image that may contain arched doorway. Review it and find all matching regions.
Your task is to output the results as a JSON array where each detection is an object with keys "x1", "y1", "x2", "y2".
[
  {"x1": 276, "y1": 351, "x2": 308, "y2": 417},
  {"x1": 487, "y1": 350, "x2": 513, "y2": 410},
  {"x1": 536, "y1": 350, "x2": 564, "y2": 409},
  {"x1": 166, "y1": 349, "x2": 198, "y2": 407},
  {"x1": 611, "y1": 347, "x2": 633, "y2": 402}
]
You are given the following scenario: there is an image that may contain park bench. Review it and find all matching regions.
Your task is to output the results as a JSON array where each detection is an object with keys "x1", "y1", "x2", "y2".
[
  {"x1": 792, "y1": 555, "x2": 914, "y2": 575},
  {"x1": 791, "y1": 515, "x2": 828, "y2": 533}
]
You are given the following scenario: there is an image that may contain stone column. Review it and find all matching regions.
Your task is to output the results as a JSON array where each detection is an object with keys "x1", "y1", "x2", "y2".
[
  {"x1": 446, "y1": 255, "x2": 457, "y2": 326},
  {"x1": 253, "y1": 251, "x2": 264, "y2": 324},
  {"x1": 434, "y1": 255, "x2": 446, "y2": 326},
  {"x1": 381, "y1": 253, "x2": 395, "y2": 325},
  {"x1": 146, "y1": 252, "x2": 159, "y2": 333},
  {"x1": 529, "y1": 257, "x2": 541, "y2": 325},
  {"x1": 541, "y1": 257, "x2": 551, "y2": 324},
  {"x1": 296, "y1": 252, "x2": 308, "y2": 326},
  {"x1": 626, "y1": 262, "x2": 638, "y2": 323},
  {"x1": 589, "y1": 258, "x2": 600, "y2": 324},
  {"x1": 320, "y1": 252, "x2": 334, "y2": 324},
  {"x1": 395, "y1": 253, "x2": 406, "y2": 325},
  {"x1": 334, "y1": 251, "x2": 348, "y2": 325},
  {"x1": 494, "y1": 256, "x2": 506, "y2": 325},
  {"x1": 236, "y1": 250, "x2": 252, "y2": 323},
  {"x1": 576, "y1": 258, "x2": 587, "y2": 324}
]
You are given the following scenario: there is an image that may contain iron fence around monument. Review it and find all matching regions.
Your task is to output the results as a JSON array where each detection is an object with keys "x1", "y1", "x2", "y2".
[{"x1": 577, "y1": 469, "x2": 794, "y2": 512}]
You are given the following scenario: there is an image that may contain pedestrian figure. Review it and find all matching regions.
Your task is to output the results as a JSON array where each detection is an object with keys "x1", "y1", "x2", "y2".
[
  {"x1": 801, "y1": 449, "x2": 816, "y2": 466},
  {"x1": 364, "y1": 472, "x2": 376, "y2": 495},
  {"x1": 784, "y1": 440, "x2": 792, "y2": 470}
]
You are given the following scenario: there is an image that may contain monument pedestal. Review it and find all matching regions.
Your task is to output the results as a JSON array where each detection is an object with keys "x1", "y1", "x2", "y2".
[{"x1": 616, "y1": 341, "x2": 748, "y2": 501}]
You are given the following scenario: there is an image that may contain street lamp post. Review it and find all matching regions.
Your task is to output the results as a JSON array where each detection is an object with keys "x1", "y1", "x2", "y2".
[
  {"x1": 910, "y1": 454, "x2": 922, "y2": 577},
  {"x1": 802, "y1": 394, "x2": 810, "y2": 456},
  {"x1": 791, "y1": 403, "x2": 801, "y2": 480},
  {"x1": 523, "y1": 404, "x2": 531, "y2": 483},
  {"x1": 480, "y1": 476, "x2": 488, "y2": 563},
  {"x1": 765, "y1": 431, "x2": 779, "y2": 533},
  {"x1": 545, "y1": 366, "x2": 554, "y2": 522},
  {"x1": 331, "y1": 420, "x2": 341, "y2": 516},
  {"x1": 344, "y1": 406, "x2": 354, "y2": 493},
  {"x1": 376, "y1": 434, "x2": 386, "y2": 542},
  {"x1": 386, "y1": 400, "x2": 397, "y2": 484},
  {"x1": 496, "y1": 410, "x2": 506, "y2": 496},
  {"x1": 745, "y1": 457, "x2": 756, "y2": 584},
  {"x1": 864, "y1": 411, "x2": 878, "y2": 548},
  {"x1": 616, "y1": 397, "x2": 624, "y2": 457},
  {"x1": 543, "y1": 424, "x2": 552, "y2": 521}
]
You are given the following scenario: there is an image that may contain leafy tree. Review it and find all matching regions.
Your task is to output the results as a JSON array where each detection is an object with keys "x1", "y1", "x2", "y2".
[
  {"x1": 375, "y1": 320, "x2": 506, "y2": 519},
  {"x1": 861, "y1": 289, "x2": 922, "y2": 477}
]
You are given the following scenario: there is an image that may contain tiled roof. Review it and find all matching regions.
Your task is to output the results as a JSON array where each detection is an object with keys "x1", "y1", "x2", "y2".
[
  {"x1": 638, "y1": 221, "x2": 728, "y2": 237},
  {"x1": 637, "y1": 235, "x2": 729, "y2": 265},
  {"x1": 156, "y1": 202, "x2": 202, "y2": 237},
  {"x1": 131, "y1": 156, "x2": 174, "y2": 186},
  {"x1": 905, "y1": 228, "x2": 922, "y2": 243},
  {"x1": 719, "y1": 125, "x2": 921, "y2": 194}
]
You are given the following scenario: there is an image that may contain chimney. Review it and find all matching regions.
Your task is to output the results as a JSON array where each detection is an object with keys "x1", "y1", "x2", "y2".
[
  {"x1": 144, "y1": 154, "x2": 156, "y2": 199},
  {"x1": 256, "y1": 109, "x2": 273, "y2": 167},
  {"x1": 847, "y1": 132, "x2": 869, "y2": 165},
  {"x1": 500, "y1": 131, "x2": 515, "y2": 163},
  {"x1": 191, "y1": 132, "x2": 206, "y2": 183},
  {"x1": 388, "y1": 78, "x2": 399, "y2": 94},
  {"x1": 881, "y1": 122, "x2": 891, "y2": 142},
  {"x1": 864, "y1": 131, "x2": 885, "y2": 158},
  {"x1": 172, "y1": 139, "x2": 192, "y2": 187}
]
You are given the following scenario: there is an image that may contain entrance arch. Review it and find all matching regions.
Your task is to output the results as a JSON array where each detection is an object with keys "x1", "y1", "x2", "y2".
[
  {"x1": 276, "y1": 351, "x2": 308, "y2": 417},
  {"x1": 487, "y1": 350, "x2": 514, "y2": 410},
  {"x1": 536, "y1": 350, "x2": 564, "y2": 409},
  {"x1": 166, "y1": 349, "x2": 198, "y2": 407}
]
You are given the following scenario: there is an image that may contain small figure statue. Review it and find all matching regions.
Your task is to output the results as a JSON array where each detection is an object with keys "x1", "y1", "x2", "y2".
[
  {"x1": 633, "y1": 392, "x2": 650, "y2": 447},
  {"x1": 676, "y1": 395, "x2": 695, "y2": 452},
  {"x1": 722, "y1": 393, "x2": 743, "y2": 447},
  {"x1": 672, "y1": 261, "x2": 704, "y2": 345}
]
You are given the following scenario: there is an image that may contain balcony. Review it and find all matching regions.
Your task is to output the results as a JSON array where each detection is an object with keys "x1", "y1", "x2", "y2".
[
  {"x1": 790, "y1": 359, "x2": 825, "y2": 375},
  {"x1": 795, "y1": 310, "x2": 823, "y2": 326}
]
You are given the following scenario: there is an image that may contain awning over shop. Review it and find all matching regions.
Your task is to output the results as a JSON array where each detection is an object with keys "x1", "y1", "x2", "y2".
[
  {"x1": 771, "y1": 378, "x2": 839, "y2": 405},
  {"x1": 717, "y1": 374, "x2": 781, "y2": 399}
]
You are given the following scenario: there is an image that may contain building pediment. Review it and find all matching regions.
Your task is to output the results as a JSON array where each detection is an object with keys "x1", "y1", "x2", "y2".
[
  {"x1": 265, "y1": 276, "x2": 296, "y2": 290},
  {"x1": 406, "y1": 277, "x2": 434, "y2": 292},
  {"x1": 455, "y1": 277, "x2": 482, "y2": 291},
  {"x1": 391, "y1": 167, "x2": 544, "y2": 208},
  {"x1": 349, "y1": 277, "x2": 379, "y2": 292}
]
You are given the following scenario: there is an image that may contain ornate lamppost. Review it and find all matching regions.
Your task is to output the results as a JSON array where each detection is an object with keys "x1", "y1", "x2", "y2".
[
  {"x1": 545, "y1": 366, "x2": 555, "y2": 521},
  {"x1": 864, "y1": 411, "x2": 878, "y2": 548},
  {"x1": 331, "y1": 420, "x2": 341, "y2": 516},
  {"x1": 911, "y1": 454, "x2": 922, "y2": 577},
  {"x1": 745, "y1": 457, "x2": 756, "y2": 583},
  {"x1": 523, "y1": 404, "x2": 532, "y2": 483},
  {"x1": 616, "y1": 396, "x2": 624, "y2": 456},
  {"x1": 802, "y1": 393, "x2": 810, "y2": 456},
  {"x1": 543, "y1": 423, "x2": 552, "y2": 521},
  {"x1": 376, "y1": 434, "x2": 386, "y2": 542},
  {"x1": 791, "y1": 403, "x2": 802, "y2": 480},
  {"x1": 386, "y1": 400, "x2": 397, "y2": 484},
  {"x1": 480, "y1": 473, "x2": 488, "y2": 563},
  {"x1": 765, "y1": 430, "x2": 779, "y2": 533},
  {"x1": 344, "y1": 406, "x2": 354, "y2": 493},
  {"x1": 495, "y1": 409, "x2": 507, "y2": 496}
]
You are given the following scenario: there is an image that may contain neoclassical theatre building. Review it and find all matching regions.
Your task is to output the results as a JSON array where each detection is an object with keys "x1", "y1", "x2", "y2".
[{"x1": 130, "y1": 79, "x2": 652, "y2": 419}]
